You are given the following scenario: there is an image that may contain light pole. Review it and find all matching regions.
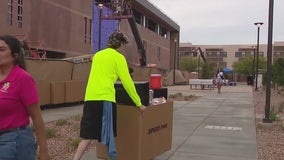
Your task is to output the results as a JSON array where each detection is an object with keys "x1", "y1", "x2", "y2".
[
  {"x1": 98, "y1": 3, "x2": 103, "y2": 50},
  {"x1": 197, "y1": 54, "x2": 200, "y2": 78},
  {"x1": 173, "y1": 38, "x2": 177, "y2": 84},
  {"x1": 252, "y1": 46, "x2": 256, "y2": 85},
  {"x1": 254, "y1": 22, "x2": 263, "y2": 91},
  {"x1": 263, "y1": 0, "x2": 274, "y2": 123}
]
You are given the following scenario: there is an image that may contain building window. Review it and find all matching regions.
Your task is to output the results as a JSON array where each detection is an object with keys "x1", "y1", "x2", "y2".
[
  {"x1": 84, "y1": 17, "x2": 87, "y2": 43},
  {"x1": 17, "y1": 0, "x2": 23, "y2": 28},
  {"x1": 157, "y1": 46, "x2": 161, "y2": 61},
  {"x1": 159, "y1": 26, "x2": 168, "y2": 38},
  {"x1": 133, "y1": 9, "x2": 142, "y2": 25},
  {"x1": 89, "y1": 19, "x2": 92, "y2": 44},
  {"x1": 235, "y1": 51, "x2": 242, "y2": 57},
  {"x1": 220, "y1": 51, "x2": 227, "y2": 57},
  {"x1": 17, "y1": 16, "x2": 22, "y2": 28},
  {"x1": 8, "y1": 0, "x2": 13, "y2": 26},
  {"x1": 147, "y1": 19, "x2": 156, "y2": 32}
]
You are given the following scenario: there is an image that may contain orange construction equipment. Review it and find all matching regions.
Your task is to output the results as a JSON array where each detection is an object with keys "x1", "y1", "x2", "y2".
[{"x1": 13, "y1": 34, "x2": 47, "y2": 60}]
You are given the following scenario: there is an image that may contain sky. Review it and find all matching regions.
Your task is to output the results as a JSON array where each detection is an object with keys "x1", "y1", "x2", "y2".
[{"x1": 147, "y1": 0, "x2": 284, "y2": 45}]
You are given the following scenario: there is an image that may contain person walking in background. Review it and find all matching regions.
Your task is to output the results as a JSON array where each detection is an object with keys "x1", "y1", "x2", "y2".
[
  {"x1": 0, "y1": 35, "x2": 49, "y2": 160},
  {"x1": 73, "y1": 31, "x2": 146, "y2": 160},
  {"x1": 216, "y1": 68, "x2": 224, "y2": 94}
]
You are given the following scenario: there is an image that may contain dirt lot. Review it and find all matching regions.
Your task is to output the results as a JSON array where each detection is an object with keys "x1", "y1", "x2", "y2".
[{"x1": 44, "y1": 86, "x2": 284, "y2": 160}]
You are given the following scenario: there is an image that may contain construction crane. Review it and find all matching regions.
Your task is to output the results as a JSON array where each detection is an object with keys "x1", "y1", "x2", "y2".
[{"x1": 94, "y1": 0, "x2": 147, "y2": 66}]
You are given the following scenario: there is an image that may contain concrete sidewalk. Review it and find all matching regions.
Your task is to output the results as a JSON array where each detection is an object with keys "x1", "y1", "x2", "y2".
[{"x1": 42, "y1": 84, "x2": 258, "y2": 160}]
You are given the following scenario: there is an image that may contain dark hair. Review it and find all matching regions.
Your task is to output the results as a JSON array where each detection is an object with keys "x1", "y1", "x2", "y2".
[
  {"x1": 0, "y1": 35, "x2": 26, "y2": 70},
  {"x1": 107, "y1": 31, "x2": 128, "y2": 49}
]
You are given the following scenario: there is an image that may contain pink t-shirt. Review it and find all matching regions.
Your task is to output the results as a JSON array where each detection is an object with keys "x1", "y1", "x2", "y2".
[{"x1": 0, "y1": 65, "x2": 39, "y2": 130}]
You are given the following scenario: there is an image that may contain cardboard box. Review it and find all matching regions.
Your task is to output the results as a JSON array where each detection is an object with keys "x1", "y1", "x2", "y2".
[
  {"x1": 50, "y1": 81, "x2": 66, "y2": 104},
  {"x1": 65, "y1": 80, "x2": 87, "y2": 103},
  {"x1": 96, "y1": 101, "x2": 173, "y2": 160},
  {"x1": 36, "y1": 80, "x2": 51, "y2": 106}
]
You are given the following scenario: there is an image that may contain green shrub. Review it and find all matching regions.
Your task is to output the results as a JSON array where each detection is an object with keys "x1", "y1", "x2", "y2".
[
  {"x1": 269, "y1": 107, "x2": 279, "y2": 121},
  {"x1": 169, "y1": 92, "x2": 182, "y2": 98},
  {"x1": 67, "y1": 137, "x2": 81, "y2": 150},
  {"x1": 55, "y1": 119, "x2": 68, "y2": 126},
  {"x1": 74, "y1": 115, "x2": 82, "y2": 121},
  {"x1": 45, "y1": 128, "x2": 57, "y2": 139}
]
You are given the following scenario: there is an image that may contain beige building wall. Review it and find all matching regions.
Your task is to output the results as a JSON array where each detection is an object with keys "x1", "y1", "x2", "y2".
[{"x1": 180, "y1": 43, "x2": 272, "y2": 69}]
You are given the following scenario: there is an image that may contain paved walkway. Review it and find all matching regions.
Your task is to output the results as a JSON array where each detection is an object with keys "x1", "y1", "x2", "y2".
[{"x1": 41, "y1": 84, "x2": 258, "y2": 160}]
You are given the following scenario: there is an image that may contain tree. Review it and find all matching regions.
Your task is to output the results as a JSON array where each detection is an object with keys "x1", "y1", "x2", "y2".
[
  {"x1": 272, "y1": 58, "x2": 284, "y2": 87},
  {"x1": 232, "y1": 55, "x2": 266, "y2": 75},
  {"x1": 200, "y1": 62, "x2": 214, "y2": 79},
  {"x1": 179, "y1": 56, "x2": 199, "y2": 72}
]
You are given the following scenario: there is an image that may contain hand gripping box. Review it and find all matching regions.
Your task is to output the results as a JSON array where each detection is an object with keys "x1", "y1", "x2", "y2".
[{"x1": 96, "y1": 101, "x2": 173, "y2": 160}]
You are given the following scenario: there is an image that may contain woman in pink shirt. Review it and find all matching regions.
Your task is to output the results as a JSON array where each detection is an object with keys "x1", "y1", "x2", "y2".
[{"x1": 0, "y1": 35, "x2": 49, "y2": 160}]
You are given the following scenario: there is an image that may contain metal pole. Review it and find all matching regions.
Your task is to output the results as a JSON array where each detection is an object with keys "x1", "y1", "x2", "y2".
[
  {"x1": 255, "y1": 27, "x2": 260, "y2": 90},
  {"x1": 252, "y1": 46, "x2": 256, "y2": 84},
  {"x1": 98, "y1": 4, "x2": 103, "y2": 50},
  {"x1": 173, "y1": 39, "x2": 177, "y2": 84},
  {"x1": 197, "y1": 54, "x2": 200, "y2": 78},
  {"x1": 263, "y1": 0, "x2": 274, "y2": 123},
  {"x1": 254, "y1": 22, "x2": 263, "y2": 90}
]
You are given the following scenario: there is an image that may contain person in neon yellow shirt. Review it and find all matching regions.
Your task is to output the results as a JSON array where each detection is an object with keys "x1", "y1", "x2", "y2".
[{"x1": 73, "y1": 31, "x2": 146, "y2": 160}]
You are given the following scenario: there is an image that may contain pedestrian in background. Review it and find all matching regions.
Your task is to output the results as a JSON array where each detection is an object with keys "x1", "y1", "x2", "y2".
[
  {"x1": 73, "y1": 31, "x2": 146, "y2": 160},
  {"x1": 0, "y1": 35, "x2": 49, "y2": 160},
  {"x1": 216, "y1": 68, "x2": 224, "y2": 94}
]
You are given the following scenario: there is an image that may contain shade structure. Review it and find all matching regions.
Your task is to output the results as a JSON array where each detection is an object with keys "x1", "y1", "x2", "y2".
[{"x1": 223, "y1": 67, "x2": 234, "y2": 74}]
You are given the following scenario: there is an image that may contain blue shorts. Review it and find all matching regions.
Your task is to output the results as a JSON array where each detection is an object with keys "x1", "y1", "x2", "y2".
[{"x1": 0, "y1": 127, "x2": 37, "y2": 160}]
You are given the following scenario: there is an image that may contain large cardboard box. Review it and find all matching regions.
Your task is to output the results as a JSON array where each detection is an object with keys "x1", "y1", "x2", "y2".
[
  {"x1": 50, "y1": 81, "x2": 66, "y2": 104},
  {"x1": 65, "y1": 80, "x2": 87, "y2": 103},
  {"x1": 96, "y1": 101, "x2": 173, "y2": 160},
  {"x1": 36, "y1": 80, "x2": 51, "y2": 106}
]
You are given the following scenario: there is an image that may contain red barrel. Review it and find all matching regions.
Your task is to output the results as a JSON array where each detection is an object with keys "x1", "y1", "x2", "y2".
[{"x1": 150, "y1": 74, "x2": 162, "y2": 89}]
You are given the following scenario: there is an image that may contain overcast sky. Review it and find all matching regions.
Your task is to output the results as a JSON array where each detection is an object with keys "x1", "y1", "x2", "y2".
[{"x1": 148, "y1": 0, "x2": 284, "y2": 45}]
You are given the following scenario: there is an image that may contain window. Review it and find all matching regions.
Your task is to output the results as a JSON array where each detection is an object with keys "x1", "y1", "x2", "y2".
[
  {"x1": 220, "y1": 51, "x2": 227, "y2": 57},
  {"x1": 17, "y1": 16, "x2": 22, "y2": 28},
  {"x1": 133, "y1": 9, "x2": 142, "y2": 25},
  {"x1": 159, "y1": 26, "x2": 168, "y2": 38},
  {"x1": 235, "y1": 51, "x2": 242, "y2": 57},
  {"x1": 8, "y1": 0, "x2": 13, "y2": 26},
  {"x1": 17, "y1": 0, "x2": 23, "y2": 28},
  {"x1": 18, "y1": 0, "x2": 23, "y2": 5},
  {"x1": 157, "y1": 46, "x2": 161, "y2": 61},
  {"x1": 147, "y1": 19, "x2": 156, "y2": 32},
  {"x1": 89, "y1": 19, "x2": 92, "y2": 44},
  {"x1": 84, "y1": 17, "x2": 87, "y2": 43}
]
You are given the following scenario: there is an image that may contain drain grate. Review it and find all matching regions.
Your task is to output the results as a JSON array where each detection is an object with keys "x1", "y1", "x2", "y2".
[{"x1": 204, "y1": 125, "x2": 242, "y2": 131}]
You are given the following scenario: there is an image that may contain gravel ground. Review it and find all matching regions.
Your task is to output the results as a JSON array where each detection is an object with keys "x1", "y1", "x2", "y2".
[
  {"x1": 44, "y1": 87, "x2": 284, "y2": 160},
  {"x1": 254, "y1": 87, "x2": 284, "y2": 160}
]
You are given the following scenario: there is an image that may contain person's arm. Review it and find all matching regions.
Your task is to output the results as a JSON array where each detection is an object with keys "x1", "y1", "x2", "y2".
[
  {"x1": 116, "y1": 55, "x2": 143, "y2": 107},
  {"x1": 27, "y1": 104, "x2": 49, "y2": 160}
]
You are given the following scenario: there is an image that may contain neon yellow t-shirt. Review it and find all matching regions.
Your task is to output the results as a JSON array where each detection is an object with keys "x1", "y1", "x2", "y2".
[{"x1": 84, "y1": 48, "x2": 142, "y2": 107}]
